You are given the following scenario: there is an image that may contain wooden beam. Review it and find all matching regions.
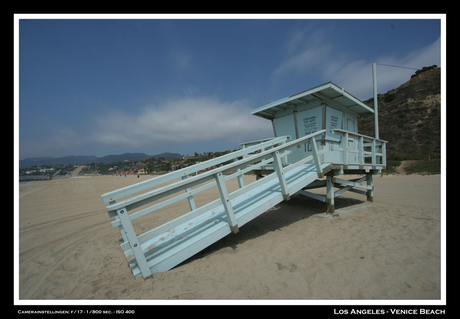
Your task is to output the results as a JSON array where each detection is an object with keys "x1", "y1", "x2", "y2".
[
  {"x1": 215, "y1": 172, "x2": 239, "y2": 234},
  {"x1": 303, "y1": 180, "x2": 327, "y2": 190},
  {"x1": 334, "y1": 177, "x2": 372, "y2": 190},
  {"x1": 273, "y1": 151, "x2": 290, "y2": 201},
  {"x1": 116, "y1": 207, "x2": 151, "y2": 278},
  {"x1": 366, "y1": 174, "x2": 374, "y2": 202},
  {"x1": 299, "y1": 190, "x2": 327, "y2": 202}
]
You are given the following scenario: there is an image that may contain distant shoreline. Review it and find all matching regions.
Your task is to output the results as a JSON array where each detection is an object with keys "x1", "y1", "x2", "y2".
[{"x1": 19, "y1": 175, "x2": 50, "y2": 181}]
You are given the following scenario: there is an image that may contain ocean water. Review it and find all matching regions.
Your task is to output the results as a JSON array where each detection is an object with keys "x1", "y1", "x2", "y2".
[{"x1": 19, "y1": 176, "x2": 50, "y2": 184}]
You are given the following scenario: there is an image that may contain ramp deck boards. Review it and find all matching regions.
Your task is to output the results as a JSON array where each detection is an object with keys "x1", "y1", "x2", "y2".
[{"x1": 127, "y1": 163, "x2": 329, "y2": 278}]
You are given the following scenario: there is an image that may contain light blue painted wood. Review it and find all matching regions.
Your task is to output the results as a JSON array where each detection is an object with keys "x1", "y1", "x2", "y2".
[
  {"x1": 181, "y1": 175, "x2": 196, "y2": 211},
  {"x1": 326, "y1": 175, "x2": 335, "y2": 213},
  {"x1": 116, "y1": 207, "x2": 151, "y2": 278},
  {"x1": 334, "y1": 177, "x2": 373, "y2": 190},
  {"x1": 102, "y1": 127, "x2": 386, "y2": 279},
  {"x1": 272, "y1": 151, "x2": 290, "y2": 201},
  {"x1": 127, "y1": 163, "x2": 329, "y2": 278},
  {"x1": 299, "y1": 189, "x2": 327, "y2": 202},
  {"x1": 101, "y1": 136, "x2": 290, "y2": 205},
  {"x1": 310, "y1": 136, "x2": 323, "y2": 176},
  {"x1": 332, "y1": 176, "x2": 369, "y2": 198},
  {"x1": 251, "y1": 82, "x2": 374, "y2": 120},
  {"x1": 101, "y1": 83, "x2": 389, "y2": 280},
  {"x1": 102, "y1": 130, "x2": 330, "y2": 279},
  {"x1": 366, "y1": 174, "x2": 374, "y2": 202},
  {"x1": 215, "y1": 172, "x2": 239, "y2": 234},
  {"x1": 332, "y1": 129, "x2": 387, "y2": 168}
]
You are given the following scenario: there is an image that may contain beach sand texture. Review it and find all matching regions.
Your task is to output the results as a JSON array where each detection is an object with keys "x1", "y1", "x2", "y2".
[{"x1": 18, "y1": 173, "x2": 442, "y2": 300}]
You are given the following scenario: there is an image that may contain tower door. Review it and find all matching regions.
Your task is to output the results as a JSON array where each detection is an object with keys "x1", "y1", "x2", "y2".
[{"x1": 344, "y1": 114, "x2": 358, "y2": 163}]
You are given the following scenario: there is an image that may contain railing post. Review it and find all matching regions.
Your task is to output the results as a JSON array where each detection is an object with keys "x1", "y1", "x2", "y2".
[
  {"x1": 371, "y1": 139, "x2": 376, "y2": 167},
  {"x1": 116, "y1": 219, "x2": 128, "y2": 242},
  {"x1": 358, "y1": 136, "x2": 364, "y2": 166},
  {"x1": 233, "y1": 157, "x2": 245, "y2": 189},
  {"x1": 381, "y1": 142, "x2": 387, "y2": 167},
  {"x1": 110, "y1": 200, "x2": 128, "y2": 242},
  {"x1": 272, "y1": 151, "x2": 290, "y2": 201},
  {"x1": 116, "y1": 207, "x2": 151, "y2": 278},
  {"x1": 181, "y1": 175, "x2": 197, "y2": 211},
  {"x1": 215, "y1": 172, "x2": 239, "y2": 234},
  {"x1": 310, "y1": 136, "x2": 323, "y2": 177},
  {"x1": 343, "y1": 132, "x2": 349, "y2": 167}
]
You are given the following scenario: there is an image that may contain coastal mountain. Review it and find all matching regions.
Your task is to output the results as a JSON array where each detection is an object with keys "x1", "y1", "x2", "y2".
[
  {"x1": 359, "y1": 67, "x2": 441, "y2": 160},
  {"x1": 19, "y1": 152, "x2": 182, "y2": 168}
]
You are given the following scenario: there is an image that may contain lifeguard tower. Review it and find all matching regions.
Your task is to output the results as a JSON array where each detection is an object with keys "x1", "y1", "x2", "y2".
[
  {"x1": 245, "y1": 82, "x2": 386, "y2": 213},
  {"x1": 101, "y1": 82, "x2": 387, "y2": 279}
]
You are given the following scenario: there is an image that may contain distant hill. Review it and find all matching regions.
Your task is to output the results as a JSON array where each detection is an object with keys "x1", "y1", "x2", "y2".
[
  {"x1": 359, "y1": 67, "x2": 441, "y2": 160},
  {"x1": 19, "y1": 155, "x2": 98, "y2": 168},
  {"x1": 96, "y1": 153, "x2": 153, "y2": 164},
  {"x1": 19, "y1": 152, "x2": 183, "y2": 168},
  {"x1": 150, "y1": 152, "x2": 184, "y2": 160}
]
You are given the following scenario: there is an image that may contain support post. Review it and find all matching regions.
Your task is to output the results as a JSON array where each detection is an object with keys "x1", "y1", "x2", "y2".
[
  {"x1": 273, "y1": 151, "x2": 290, "y2": 201},
  {"x1": 366, "y1": 174, "x2": 374, "y2": 202},
  {"x1": 326, "y1": 175, "x2": 335, "y2": 214},
  {"x1": 215, "y1": 172, "x2": 239, "y2": 234},
  {"x1": 116, "y1": 208, "x2": 151, "y2": 278}
]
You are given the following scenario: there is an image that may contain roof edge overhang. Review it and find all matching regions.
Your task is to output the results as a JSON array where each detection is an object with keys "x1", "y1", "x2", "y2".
[{"x1": 252, "y1": 82, "x2": 374, "y2": 119}]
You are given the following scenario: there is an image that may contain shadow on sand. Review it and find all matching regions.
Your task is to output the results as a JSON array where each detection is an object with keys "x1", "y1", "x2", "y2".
[{"x1": 178, "y1": 193, "x2": 367, "y2": 268}]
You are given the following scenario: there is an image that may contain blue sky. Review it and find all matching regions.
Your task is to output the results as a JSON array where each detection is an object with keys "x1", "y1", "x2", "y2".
[{"x1": 16, "y1": 15, "x2": 443, "y2": 160}]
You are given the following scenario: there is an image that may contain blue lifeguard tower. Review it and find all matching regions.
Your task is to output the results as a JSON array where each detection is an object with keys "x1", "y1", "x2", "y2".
[{"x1": 101, "y1": 82, "x2": 387, "y2": 279}]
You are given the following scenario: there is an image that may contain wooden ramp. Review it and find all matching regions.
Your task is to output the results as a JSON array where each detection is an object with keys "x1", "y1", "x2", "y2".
[
  {"x1": 101, "y1": 131, "x2": 331, "y2": 279},
  {"x1": 128, "y1": 162, "x2": 328, "y2": 279},
  {"x1": 101, "y1": 128, "x2": 386, "y2": 279}
]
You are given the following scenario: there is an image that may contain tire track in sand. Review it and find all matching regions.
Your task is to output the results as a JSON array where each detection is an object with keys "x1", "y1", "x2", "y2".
[{"x1": 20, "y1": 217, "x2": 108, "y2": 299}]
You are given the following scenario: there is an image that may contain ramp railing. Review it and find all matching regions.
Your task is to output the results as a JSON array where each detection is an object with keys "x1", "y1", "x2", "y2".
[
  {"x1": 102, "y1": 135, "x2": 290, "y2": 228},
  {"x1": 101, "y1": 130, "x2": 327, "y2": 278}
]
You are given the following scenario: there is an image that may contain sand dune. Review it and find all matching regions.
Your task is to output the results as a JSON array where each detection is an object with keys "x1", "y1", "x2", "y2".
[{"x1": 17, "y1": 173, "x2": 442, "y2": 301}]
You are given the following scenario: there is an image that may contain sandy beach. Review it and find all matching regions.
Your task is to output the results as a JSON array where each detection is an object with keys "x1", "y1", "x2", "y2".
[{"x1": 17, "y1": 173, "x2": 442, "y2": 301}]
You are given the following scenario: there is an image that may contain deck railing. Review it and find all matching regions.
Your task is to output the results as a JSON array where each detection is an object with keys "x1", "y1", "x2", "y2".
[
  {"x1": 332, "y1": 129, "x2": 387, "y2": 168},
  {"x1": 102, "y1": 130, "x2": 327, "y2": 278}
]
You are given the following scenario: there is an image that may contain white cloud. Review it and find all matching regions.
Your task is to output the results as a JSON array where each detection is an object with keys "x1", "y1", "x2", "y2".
[
  {"x1": 341, "y1": 37, "x2": 441, "y2": 99},
  {"x1": 273, "y1": 28, "x2": 334, "y2": 78},
  {"x1": 92, "y1": 96, "x2": 273, "y2": 148},
  {"x1": 272, "y1": 28, "x2": 441, "y2": 100}
]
